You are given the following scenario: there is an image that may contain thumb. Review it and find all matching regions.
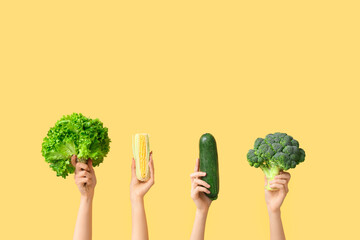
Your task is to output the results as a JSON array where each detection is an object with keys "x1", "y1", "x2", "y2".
[
  {"x1": 88, "y1": 159, "x2": 94, "y2": 171},
  {"x1": 131, "y1": 158, "x2": 136, "y2": 179},
  {"x1": 71, "y1": 155, "x2": 77, "y2": 167},
  {"x1": 149, "y1": 152, "x2": 154, "y2": 180},
  {"x1": 194, "y1": 158, "x2": 200, "y2": 172}
]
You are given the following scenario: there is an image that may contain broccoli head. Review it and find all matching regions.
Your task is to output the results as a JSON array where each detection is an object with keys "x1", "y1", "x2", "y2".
[{"x1": 247, "y1": 132, "x2": 305, "y2": 190}]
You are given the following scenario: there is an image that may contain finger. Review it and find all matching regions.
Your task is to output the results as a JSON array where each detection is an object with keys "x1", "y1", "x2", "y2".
[
  {"x1": 278, "y1": 172, "x2": 290, "y2": 192},
  {"x1": 193, "y1": 179, "x2": 210, "y2": 188},
  {"x1": 269, "y1": 183, "x2": 285, "y2": 191},
  {"x1": 275, "y1": 172, "x2": 291, "y2": 181},
  {"x1": 194, "y1": 186, "x2": 210, "y2": 194},
  {"x1": 76, "y1": 178, "x2": 89, "y2": 184},
  {"x1": 190, "y1": 172, "x2": 206, "y2": 179},
  {"x1": 71, "y1": 155, "x2": 77, "y2": 167},
  {"x1": 149, "y1": 151, "x2": 154, "y2": 180},
  {"x1": 145, "y1": 160, "x2": 155, "y2": 186},
  {"x1": 131, "y1": 158, "x2": 136, "y2": 179},
  {"x1": 194, "y1": 158, "x2": 200, "y2": 172},
  {"x1": 85, "y1": 179, "x2": 93, "y2": 186},
  {"x1": 145, "y1": 178, "x2": 154, "y2": 188},
  {"x1": 79, "y1": 179, "x2": 93, "y2": 186},
  {"x1": 76, "y1": 171, "x2": 92, "y2": 179},
  {"x1": 191, "y1": 178, "x2": 201, "y2": 189},
  {"x1": 269, "y1": 179, "x2": 287, "y2": 185},
  {"x1": 87, "y1": 159, "x2": 94, "y2": 172},
  {"x1": 76, "y1": 162, "x2": 90, "y2": 172}
]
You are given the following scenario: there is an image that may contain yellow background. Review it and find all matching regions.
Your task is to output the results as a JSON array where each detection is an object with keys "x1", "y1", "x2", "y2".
[{"x1": 1, "y1": 1, "x2": 359, "y2": 239}]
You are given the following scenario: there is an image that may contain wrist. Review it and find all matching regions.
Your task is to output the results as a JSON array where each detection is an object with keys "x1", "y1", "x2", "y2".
[
  {"x1": 267, "y1": 208, "x2": 281, "y2": 216},
  {"x1": 80, "y1": 195, "x2": 93, "y2": 204},
  {"x1": 196, "y1": 207, "x2": 209, "y2": 216},
  {"x1": 130, "y1": 195, "x2": 144, "y2": 205}
]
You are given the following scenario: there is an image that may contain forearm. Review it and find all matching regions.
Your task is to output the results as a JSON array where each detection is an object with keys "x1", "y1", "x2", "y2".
[
  {"x1": 131, "y1": 198, "x2": 149, "y2": 240},
  {"x1": 268, "y1": 210, "x2": 285, "y2": 240},
  {"x1": 190, "y1": 208, "x2": 209, "y2": 240},
  {"x1": 74, "y1": 196, "x2": 93, "y2": 240}
]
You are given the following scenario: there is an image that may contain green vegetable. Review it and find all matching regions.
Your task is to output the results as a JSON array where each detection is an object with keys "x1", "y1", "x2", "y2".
[
  {"x1": 199, "y1": 133, "x2": 219, "y2": 200},
  {"x1": 247, "y1": 132, "x2": 305, "y2": 190},
  {"x1": 41, "y1": 113, "x2": 110, "y2": 178}
]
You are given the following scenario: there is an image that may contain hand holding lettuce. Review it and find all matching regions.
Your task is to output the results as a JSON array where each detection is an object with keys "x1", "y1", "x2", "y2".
[{"x1": 41, "y1": 113, "x2": 110, "y2": 178}]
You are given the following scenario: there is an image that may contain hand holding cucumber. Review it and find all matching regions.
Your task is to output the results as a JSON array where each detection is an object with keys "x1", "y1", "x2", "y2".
[
  {"x1": 190, "y1": 156, "x2": 214, "y2": 240},
  {"x1": 190, "y1": 158, "x2": 212, "y2": 211}
]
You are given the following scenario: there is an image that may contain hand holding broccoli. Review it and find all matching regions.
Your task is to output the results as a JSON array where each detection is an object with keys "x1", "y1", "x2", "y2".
[
  {"x1": 265, "y1": 171, "x2": 290, "y2": 213},
  {"x1": 247, "y1": 132, "x2": 305, "y2": 190}
]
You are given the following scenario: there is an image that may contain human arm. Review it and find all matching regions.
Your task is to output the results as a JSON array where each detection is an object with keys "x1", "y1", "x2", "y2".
[
  {"x1": 265, "y1": 172, "x2": 291, "y2": 240},
  {"x1": 130, "y1": 152, "x2": 154, "y2": 240},
  {"x1": 72, "y1": 156, "x2": 97, "y2": 240},
  {"x1": 190, "y1": 158, "x2": 212, "y2": 240}
]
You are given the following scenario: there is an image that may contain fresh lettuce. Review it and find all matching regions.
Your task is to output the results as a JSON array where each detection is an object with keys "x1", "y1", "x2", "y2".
[{"x1": 42, "y1": 113, "x2": 110, "y2": 178}]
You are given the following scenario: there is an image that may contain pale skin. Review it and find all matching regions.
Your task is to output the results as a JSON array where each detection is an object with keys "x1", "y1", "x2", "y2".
[
  {"x1": 265, "y1": 171, "x2": 291, "y2": 240},
  {"x1": 72, "y1": 155, "x2": 97, "y2": 240},
  {"x1": 190, "y1": 158, "x2": 212, "y2": 240},
  {"x1": 130, "y1": 152, "x2": 155, "y2": 240}
]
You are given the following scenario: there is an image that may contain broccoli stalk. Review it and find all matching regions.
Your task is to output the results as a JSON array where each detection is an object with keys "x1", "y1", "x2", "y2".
[
  {"x1": 260, "y1": 165, "x2": 280, "y2": 190},
  {"x1": 247, "y1": 132, "x2": 305, "y2": 190}
]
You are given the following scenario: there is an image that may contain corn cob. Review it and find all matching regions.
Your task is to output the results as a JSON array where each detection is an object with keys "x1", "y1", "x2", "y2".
[{"x1": 132, "y1": 133, "x2": 150, "y2": 181}]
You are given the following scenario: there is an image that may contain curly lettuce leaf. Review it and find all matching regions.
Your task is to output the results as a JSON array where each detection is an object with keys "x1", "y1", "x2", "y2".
[{"x1": 42, "y1": 113, "x2": 110, "y2": 178}]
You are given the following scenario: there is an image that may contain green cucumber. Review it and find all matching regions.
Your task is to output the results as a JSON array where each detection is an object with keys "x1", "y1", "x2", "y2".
[{"x1": 199, "y1": 133, "x2": 219, "y2": 200}]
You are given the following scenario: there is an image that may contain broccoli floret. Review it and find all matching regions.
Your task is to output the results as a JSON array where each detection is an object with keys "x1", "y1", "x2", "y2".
[{"x1": 247, "y1": 132, "x2": 305, "y2": 190}]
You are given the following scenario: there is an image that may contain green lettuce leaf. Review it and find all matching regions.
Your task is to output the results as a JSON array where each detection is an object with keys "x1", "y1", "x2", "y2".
[{"x1": 42, "y1": 113, "x2": 110, "y2": 178}]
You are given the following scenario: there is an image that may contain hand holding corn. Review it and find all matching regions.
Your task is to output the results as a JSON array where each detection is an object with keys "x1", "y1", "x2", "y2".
[
  {"x1": 130, "y1": 152, "x2": 155, "y2": 202},
  {"x1": 130, "y1": 152, "x2": 154, "y2": 240}
]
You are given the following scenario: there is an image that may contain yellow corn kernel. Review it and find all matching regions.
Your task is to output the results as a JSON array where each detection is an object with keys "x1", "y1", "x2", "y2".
[
  {"x1": 139, "y1": 135, "x2": 146, "y2": 179},
  {"x1": 132, "y1": 133, "x2": 150, "y2": 181}
]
